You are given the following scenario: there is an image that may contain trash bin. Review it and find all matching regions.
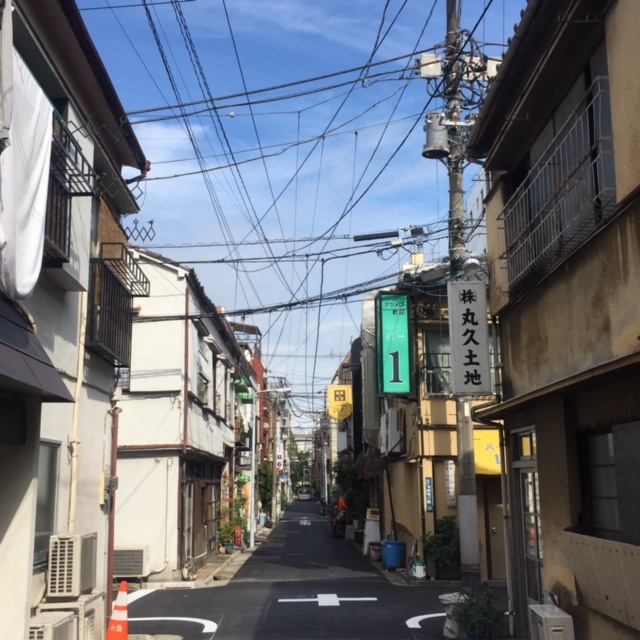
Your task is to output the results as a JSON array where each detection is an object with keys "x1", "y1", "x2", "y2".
[
  {"x1": 369, "y1": 542, "x2": 382, "y2": 561},
  {"x1": 384, "y1": 541, "x2": 406, "y2": 569},
  {"x1": 380, "y1": 540, "x2": 388, "y2": 566}
]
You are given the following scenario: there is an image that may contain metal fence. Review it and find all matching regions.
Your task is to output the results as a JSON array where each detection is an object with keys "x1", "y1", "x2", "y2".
[{"x1": 502, "y1": 77, "x2": 616, "y2": 291}]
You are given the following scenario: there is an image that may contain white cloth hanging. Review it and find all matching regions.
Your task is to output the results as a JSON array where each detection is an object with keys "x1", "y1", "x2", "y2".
[{"x1": 0, "y1": 51, "x2": 53, "y2": 299}]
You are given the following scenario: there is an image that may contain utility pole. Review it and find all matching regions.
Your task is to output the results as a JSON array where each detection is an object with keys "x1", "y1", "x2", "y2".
[
  {"x1": 421, "y1": 0, "x2": 488, "y2": 587},
  {"x1": 446, "y1": 0, "x2": 480, "y2": 589},
  {"x1": 271, "y1": 406, "x2": 280, "y2": 524}
]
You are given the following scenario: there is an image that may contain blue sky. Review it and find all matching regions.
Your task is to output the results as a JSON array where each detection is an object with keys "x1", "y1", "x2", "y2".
[{"x1": 77, "y1": 0, "x2": 526, "y2": 427}]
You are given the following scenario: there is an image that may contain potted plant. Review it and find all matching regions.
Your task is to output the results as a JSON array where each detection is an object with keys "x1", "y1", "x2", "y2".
[
  {"x1": 218, "y1": 520, "x2": 235, "y2": 552},
  {"x1": 423, "y1": 515, "x2": 460, "y2": 578},
  {"x1": 451, "y1": 587, "x2": 508, "y2": 640}
]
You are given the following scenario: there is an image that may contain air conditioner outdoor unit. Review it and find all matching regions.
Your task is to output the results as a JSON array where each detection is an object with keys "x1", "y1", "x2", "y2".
[
  {"x1": 38, "y1": 592, "x2": 105, "y2": 640},
  {"x1": 529, "y1": 604, "x2": 575, "y2": 640},
  {"x1": 48, "y1": 533, "x2": 97, "y2": 598},
  {"x1": 114, "y1": 546, "x2": 151, "y2": 578},
  {"x1": 29, "y1": 611, "x2": 77, "y2": 640},
  {"x1": 386, "y1": 408, "x2": 404, "y2": 455}
]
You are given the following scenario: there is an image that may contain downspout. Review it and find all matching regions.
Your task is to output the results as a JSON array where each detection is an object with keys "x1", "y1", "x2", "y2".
[
  {"x1": 68, "y1": 291, "x2": 88, "y2": 532},
  {"x1": 180, "y1": 287, "x2": 190, "y2": 569},
  {"x1": 106, "y1": 406, "x2": 121, "y2": 615},
  {"x1": 183, "y1": 288, "x2": 190, "y2": 455},
  {"x1": 384, "y1": 459, "x2": 398, "y2": 540},
  {"x1": 418, "y1": 411, "x2": 427, "y2": 559}
]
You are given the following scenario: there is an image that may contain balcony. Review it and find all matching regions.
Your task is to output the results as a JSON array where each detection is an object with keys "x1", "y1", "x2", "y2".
[
  {"x1": 87, "y1": 244, "x2": 150, "y2": 366},
  {"x1": 502, "y1": 77, "x2": 616, "y2": 292},
  {"x1": 100, "y1": 243, "x2": 151, "y2": 297},
  {"x1": 87, "y1": 262, "x2": 133, "y2": 366},
  {"x1": 44, "y1": 112, "x2": 97, "y2": 266}
]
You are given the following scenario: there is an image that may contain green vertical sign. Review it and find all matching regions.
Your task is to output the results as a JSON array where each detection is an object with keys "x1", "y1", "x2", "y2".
[{"x1": 376, "y1": 292, "x2": 413, "y2": 395}]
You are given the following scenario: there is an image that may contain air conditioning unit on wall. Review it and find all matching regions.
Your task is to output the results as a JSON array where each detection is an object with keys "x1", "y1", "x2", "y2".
[
  {"x1": 529, "y1": 604, "x2": 575, "y2": 640},
  {"x1": 114, "y1": 547, "x2": 150, "y2": 578},
  {"x1": 38, "y1": 591, "x2": 105, "y2": 640},
  {"x1": 48, "y1": 532, "x2": 97, "y2": 598},
  {"x1": 29, "y1": 611, "x2": 76, "y2": 640}
]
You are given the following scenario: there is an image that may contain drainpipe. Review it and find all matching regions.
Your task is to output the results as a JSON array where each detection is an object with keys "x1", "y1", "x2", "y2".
[
  {"x1": 68, "y1": 291, "x2": 88, "y2": 532},
  {"x1": 106, "y1": 406, "x2": 121, "y2": 615},
  {"x1": 183, "y1": 289, "x2": 189, "y2": 455},
  {"x1": 418, "y1": 410, "x2": 427, "y2": 559}
]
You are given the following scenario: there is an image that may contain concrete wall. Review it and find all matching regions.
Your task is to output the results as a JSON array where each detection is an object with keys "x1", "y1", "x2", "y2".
[
  {"x1": 606, "y1": 0, "x2": 640, "y2": 205},
  {"x1": 116, "y1": 454, "x2": 180, "y2": 580},
  {"x1": 498, "y1": 201, "x2": 640, "y2": 398}
]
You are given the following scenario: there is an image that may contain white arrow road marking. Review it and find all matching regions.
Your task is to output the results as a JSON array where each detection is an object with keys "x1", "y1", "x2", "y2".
[
  {"x1": 300, "y1": 517, "x2": 311, "y2": 526},
  {"x1": 406, "y1": 613, "x2": 446, "y2": 628},
  {"x1": 279, "y1": 593, "x2": 377, "y2": 607},
  {"x1": 129, "y1": 617, "x2": 218, "y2": 633}
]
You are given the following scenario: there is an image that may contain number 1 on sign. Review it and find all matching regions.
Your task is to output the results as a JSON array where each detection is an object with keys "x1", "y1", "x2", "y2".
[{"x1": 389, "y1": 351, "x2": 403, "y2": 384}]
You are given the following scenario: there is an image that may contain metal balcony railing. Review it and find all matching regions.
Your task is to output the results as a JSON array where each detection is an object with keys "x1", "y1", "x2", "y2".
[
  {"x1": 44, "y1": 113, "x2": 98, "y2": 265},
  {"x1": 100, "y1": 243, "x2": 150, "y2": 297},
  {"x1": 44, "y1": 172, "x2": 72, "y2": 264},
  {"x1": 50, "y1": 112, "x2": 97, "y2": 197},
  {"x1": 87, "y1": 262, "x2": 133, "y2": 366},
  {"x1": 502, "y1": 77, "x2": 616, "y2": 291}
]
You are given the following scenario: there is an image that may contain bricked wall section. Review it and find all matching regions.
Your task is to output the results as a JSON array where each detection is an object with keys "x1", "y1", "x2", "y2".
[{"x1": 98, "y1": 199, "x2": 127, "y2": 246}]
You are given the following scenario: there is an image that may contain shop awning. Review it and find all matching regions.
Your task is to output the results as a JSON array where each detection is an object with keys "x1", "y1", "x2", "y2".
[
  {"x1": 474, "y1": 429, "x2": 501, "y2": 475},
  {"x1": 0, "y1": 298, "x2": 73, "y2": 402}
]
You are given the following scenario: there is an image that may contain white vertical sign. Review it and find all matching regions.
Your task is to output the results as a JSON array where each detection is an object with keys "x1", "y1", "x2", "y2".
[
  {"x1": 447, "y1": 281, "x2": 491, "y2": 395},
  {"x1": 445, "y1": 460, "x2": 457, "y2": 506}
]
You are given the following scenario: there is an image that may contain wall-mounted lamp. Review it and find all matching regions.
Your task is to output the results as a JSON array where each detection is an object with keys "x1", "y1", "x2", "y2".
[{"x1": 462, "y1": 257, "x2": 481, "y2": 278}]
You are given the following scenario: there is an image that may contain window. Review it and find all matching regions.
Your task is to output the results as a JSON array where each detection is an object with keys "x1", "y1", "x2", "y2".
[
  {"x1": 584, "y1": 432, "x2": 619, "y2": 538},
  {"x1": 422, "y1": 328, "x2": 496, "y2": 396},
  {"x1": 423, "y1": 329, "x2": 452, "y2": 395},
  {"x1": 579, "y1": 421, "x2": 640, "y2": 545},
  {"x1": 34, "y1": 442, "x2": 59, "y2": 565}
]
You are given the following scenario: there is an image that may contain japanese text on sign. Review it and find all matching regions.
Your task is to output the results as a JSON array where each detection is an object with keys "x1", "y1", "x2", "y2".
[{"x1": 447, "y1": 281, "x2": 491, "y2": 395}]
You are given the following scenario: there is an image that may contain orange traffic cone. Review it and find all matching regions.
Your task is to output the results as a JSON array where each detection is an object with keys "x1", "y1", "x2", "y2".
[{"x1": 106, "y1": 581, "x2": 128, "y2": 640}]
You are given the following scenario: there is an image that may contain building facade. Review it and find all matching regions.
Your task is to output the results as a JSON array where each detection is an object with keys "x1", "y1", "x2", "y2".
[
  {"x1": 362, "y1": 261, "x2": 505, "y2": 582},
  {"x1": 467, "y1": 0, "x2": 640, "y2": 637},
  {"x1": 0, "y1": 0, "x2": 149, "y2": 637},
  {"x1": 115, "y1": 251, "x2": 257, "y2": 581}
]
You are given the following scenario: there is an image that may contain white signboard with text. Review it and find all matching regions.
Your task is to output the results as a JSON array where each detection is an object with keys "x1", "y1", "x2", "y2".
[{"x1": 447, "y1": 281, "x2": 491, "y2": 395}]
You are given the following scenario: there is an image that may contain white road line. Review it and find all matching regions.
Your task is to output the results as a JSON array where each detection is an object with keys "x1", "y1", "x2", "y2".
[
  {"x1": 406, "y1": 613, "x2": 446, "y2": 628},
  {"x1": 129, "y1": 616, "x2": 218, "y2": 633},
  {"x1": 300, "y1": 518, "x2": 311, "y2": 526},
  {"x1": 278, "y1": 593, "x2": 378, "y2": 607}
]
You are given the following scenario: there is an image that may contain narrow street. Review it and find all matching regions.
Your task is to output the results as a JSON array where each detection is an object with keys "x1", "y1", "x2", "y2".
[{"x1": 127, "y1": 500, "x2": 458, "y2": 640}]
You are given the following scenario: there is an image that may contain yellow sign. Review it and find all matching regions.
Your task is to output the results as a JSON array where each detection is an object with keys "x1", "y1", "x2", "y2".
[
  {"x1": 328, "y1": 385, "x2": 353, "y2": 421},
  {"x1": 474, "y1": 430, "x2": 501, "y2": 475}
]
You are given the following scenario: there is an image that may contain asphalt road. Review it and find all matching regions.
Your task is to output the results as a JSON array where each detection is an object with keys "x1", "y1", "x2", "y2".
[{"x1": 127, "y1": 501, "x2": 456, "y2": 639}]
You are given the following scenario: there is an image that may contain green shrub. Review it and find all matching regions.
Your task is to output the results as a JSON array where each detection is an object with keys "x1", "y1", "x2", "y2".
[{"x1": 423, "y1": 515, "x2": 460, "y2": 567}]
